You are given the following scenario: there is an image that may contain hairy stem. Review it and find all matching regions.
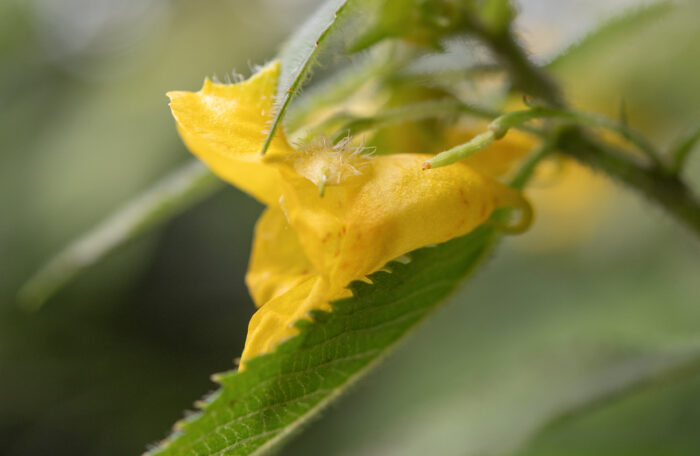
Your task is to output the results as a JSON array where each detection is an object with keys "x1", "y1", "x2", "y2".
[
  {"x1": 493, "y1": 107, "x2": 668, "y2": 170},
  {"x1": 465, "y1": 17, "x2": 564, "y2": 107},
  {"x1": 470, "y1": 19, "x2": 700, "y2": 240},
  {"x1": 557, "y1": 129, "x2": 700, "y2": 237}
]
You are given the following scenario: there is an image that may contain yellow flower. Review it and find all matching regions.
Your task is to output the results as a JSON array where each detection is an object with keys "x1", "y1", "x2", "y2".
[
  {"x1": 373, "y1": 116, "x2": 613, "y2": 251},
  {"x1": 167, "y1": 61, "x2": 531, "y2": 367}
]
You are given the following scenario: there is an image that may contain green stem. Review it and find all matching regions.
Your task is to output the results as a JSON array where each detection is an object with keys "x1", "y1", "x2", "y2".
[
  {"x1": 469, "y1": 18, "x2": 700, "y2": 240},
  {"x1": 465, "y1": 17, "x2": 564, "y2": 107},
  {"x1": 492, "y1": 107, "x2": 667, "y2": 171},
  {"x1": 424, "y1": 109, "x2": 549, "y2": 170},
  {"x1": 330, "y1": 99, "x2": 477, "y2": 143},
  {"x1": 424, "y1": 131, "x2": 495, "y2": 169},
  {"x1": 324, "y1": 99, "x2": 503, "y2": 144},
  {"x1": 557, "y1": 129, "x2": 700, "y2": 238}
]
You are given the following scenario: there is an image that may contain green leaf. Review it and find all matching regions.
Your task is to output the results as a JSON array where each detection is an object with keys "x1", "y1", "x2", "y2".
[
  {"x1": 146, "y1": 225, "x2": 500, "y2": 456},
  {"x1": 261, "y1": 0, "x2": 353, "y2": 155},
  {"x1": 548, "y1": 1, "x2": 674, "y2": 71},
  {"x1": 270, "y1": 216, "x2": 700, "y2": 456},
  {"x1": 516, "y1": 342, "x2": 700, "y2": 454},
  {"x1": 18, "y1": 160, "x2": 221, "y2": 310}
]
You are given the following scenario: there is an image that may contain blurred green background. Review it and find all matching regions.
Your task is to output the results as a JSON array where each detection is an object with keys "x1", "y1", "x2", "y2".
[{"x1": 1, "y1": 0, "x2": 699, "y2": 455}]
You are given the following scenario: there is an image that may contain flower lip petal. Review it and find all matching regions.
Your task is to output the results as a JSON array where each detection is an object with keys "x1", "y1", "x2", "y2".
[{"x1": 167, "y1": 60, "x2": 292, "y2": 205}]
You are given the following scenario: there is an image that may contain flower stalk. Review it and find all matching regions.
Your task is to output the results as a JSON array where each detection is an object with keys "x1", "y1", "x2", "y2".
[
  {"x1": 466, "y1": 13, "x2": 700, "y2": 240},
  {"x1": 423, "y1": 131, "x2": 495, "y2": 170}
]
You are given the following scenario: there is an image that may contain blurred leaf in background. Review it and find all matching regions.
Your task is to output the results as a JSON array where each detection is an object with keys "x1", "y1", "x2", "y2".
[{"x1": 0, "y1": 0, "x2": 320, "y2": 454}]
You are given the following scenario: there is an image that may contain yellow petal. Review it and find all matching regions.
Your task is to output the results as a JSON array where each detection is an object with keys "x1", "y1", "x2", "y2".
[
  {"x1": 278, "y1": 152, "x2": 530, "y2": 291},
  {"x1": 245, "y1": 206, "x2": 314, "y2": 307},
  {"x1": 240, "y1": 275, "x2": 350, "y2": 368},
  {"x1": 167, "y1": 60, "x2": 292, "y2": 205}
]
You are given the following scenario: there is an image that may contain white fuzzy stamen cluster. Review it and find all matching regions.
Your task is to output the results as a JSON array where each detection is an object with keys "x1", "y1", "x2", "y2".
[{"x1": 290, "y1": 135, "x2": 373, "y2": 187}]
